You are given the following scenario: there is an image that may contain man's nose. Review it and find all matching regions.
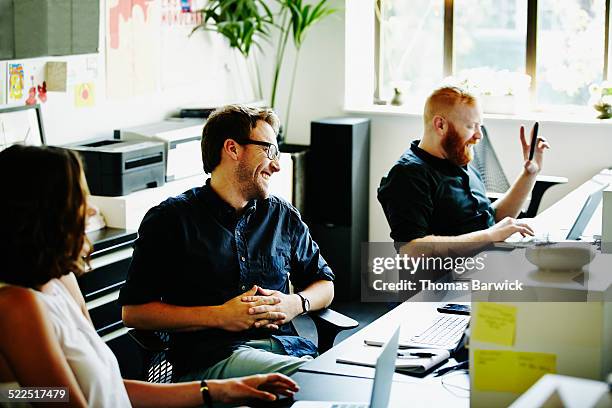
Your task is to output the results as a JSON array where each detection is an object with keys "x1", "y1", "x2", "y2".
[
  {"x1": 474, "y1": 126, "x2": 483, "y2": 139},
  {"x1": 270, "y1": 158, "x2": 281, "y2": 172}
]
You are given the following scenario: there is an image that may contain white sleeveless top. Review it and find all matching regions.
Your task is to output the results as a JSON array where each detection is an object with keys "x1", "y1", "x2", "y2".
[{"x1": 35, "y1": 280, "x2": 132, "y2": 407}]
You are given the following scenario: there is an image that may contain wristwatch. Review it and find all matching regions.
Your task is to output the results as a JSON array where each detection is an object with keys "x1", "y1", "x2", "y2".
[{"x1": 296, "y1": 292, "x2": 311, "y2": 315}]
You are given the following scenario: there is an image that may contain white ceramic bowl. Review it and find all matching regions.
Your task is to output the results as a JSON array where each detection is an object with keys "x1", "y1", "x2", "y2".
[{"x1": 525, "y1": 245, "x2": 596, "y2": 271}]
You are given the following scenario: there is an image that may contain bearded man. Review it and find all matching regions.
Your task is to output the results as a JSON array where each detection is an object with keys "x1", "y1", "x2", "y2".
[
  {"x1": 120, "y1": 105, "x2": 334, "y2": 381},
  {"x1": 378, "y1": 86, "x2": 550, "y2": 245}
]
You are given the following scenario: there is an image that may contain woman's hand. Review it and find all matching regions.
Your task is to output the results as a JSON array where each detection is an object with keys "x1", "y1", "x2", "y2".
[{"x1": 208, "y1": 373, "x2": 300, "y2": 404}]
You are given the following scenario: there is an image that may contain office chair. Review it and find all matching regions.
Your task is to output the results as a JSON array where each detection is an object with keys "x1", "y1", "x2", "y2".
[
  {"x1": 127, "y1": 308, "x2": 359, "y2": 383},
  {"x1": 473, "y1": 126, "x2": 567, "y2": 218}
]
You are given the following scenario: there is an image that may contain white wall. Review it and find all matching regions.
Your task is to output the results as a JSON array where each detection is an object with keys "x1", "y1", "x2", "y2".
[{"x1": 1, "y1": 0, "x2": 254, "y2": 146}]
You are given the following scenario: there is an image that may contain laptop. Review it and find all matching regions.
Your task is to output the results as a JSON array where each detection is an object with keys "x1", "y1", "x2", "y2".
[
  {"x1": 504, "y1": 183, "x2": 609, "y2": 246},
  {"x1": 292, "y1": 327, "x2": 400, "y2": 408}
]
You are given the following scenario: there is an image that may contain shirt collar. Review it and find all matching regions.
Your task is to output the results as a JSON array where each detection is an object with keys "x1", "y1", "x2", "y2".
[
  {"x1": 410, "y1": 140, "x2": 466, "y2": 175},
  {"x1": 200, "y1": 179, "x2": 257, "y2": 221}
]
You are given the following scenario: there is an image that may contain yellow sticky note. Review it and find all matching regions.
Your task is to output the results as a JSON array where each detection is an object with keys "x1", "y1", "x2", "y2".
[
  {"x1": 472, "y1": 302, "x2": 517, "y2": 346},
  {"x1": 515, "y1": 351, "x2": 557, "y2": 393},
  {"x1": 474, "y1": 350, "x2": 517, "y2": 392},
  {"x1": 75, "y1": 83, "x2": 95, "y2": 108},
  {"x1": 474, "y1": 350, "x2": 556, "y2": 393}
]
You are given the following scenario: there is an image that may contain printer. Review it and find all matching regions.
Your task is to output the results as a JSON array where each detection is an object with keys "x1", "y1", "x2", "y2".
[
  {"x1": 67, "y1": 139, "x2": 166, "y2": 196},
  {"x1": 116, "y1": 118, "x2": 204, "y2": 182}
]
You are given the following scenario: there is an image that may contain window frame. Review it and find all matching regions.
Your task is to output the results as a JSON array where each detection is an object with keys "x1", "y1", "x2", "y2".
[{"x1": 376, "y1": 0, "x2": 612, "y2": 102}]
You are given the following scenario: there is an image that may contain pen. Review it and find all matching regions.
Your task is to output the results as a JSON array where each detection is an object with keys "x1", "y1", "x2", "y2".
[
  {"x1": 433, "y1": 360, "x2": 468, "y2": 377},
  {"x1": 397, "y1": 352, "x2": 437, "y2": 358}
]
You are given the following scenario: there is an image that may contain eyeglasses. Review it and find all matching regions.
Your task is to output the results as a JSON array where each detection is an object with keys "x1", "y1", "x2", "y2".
[{"x1": 239, "y1": 139, "x2": 280, "y2": 161}]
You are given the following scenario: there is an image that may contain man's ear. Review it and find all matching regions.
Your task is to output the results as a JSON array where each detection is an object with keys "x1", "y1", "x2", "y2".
[
  {"x1": 432, "y1": 115, "x2": 447, "y2": 135},
  {"x1": 222, "y1": 139, "x2": 241, "y2": 161}
]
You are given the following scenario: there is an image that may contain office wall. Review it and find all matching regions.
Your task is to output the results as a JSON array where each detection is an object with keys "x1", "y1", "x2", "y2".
[{"x1": 0, "y1": 0, "x2": 254, "y2": 146}]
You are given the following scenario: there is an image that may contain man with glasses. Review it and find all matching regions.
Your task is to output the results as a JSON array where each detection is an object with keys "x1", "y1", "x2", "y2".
[{"x1": 119, "y1": 105, "x2": 335, "y2": 381}]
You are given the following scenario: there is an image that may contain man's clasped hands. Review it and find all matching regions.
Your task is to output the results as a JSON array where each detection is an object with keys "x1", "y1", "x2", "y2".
[{"x1": 216, "y1": 285, "x2": 303, "y2": 332}]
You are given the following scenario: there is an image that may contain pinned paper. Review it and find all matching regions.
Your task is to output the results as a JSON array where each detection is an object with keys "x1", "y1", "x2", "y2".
[
  {"x1": 472, "y1": 302, "x2": 517, "y2": 346},
  {"x1": 8, "y1": 63, "x2": 24, "y2": 102},
  {"x1": 46, "y1": 61, "x2": 68, "y2": 92},
  {"x1": 75, "y1": 83, "x2": 95, "y2": 107},
  {"x1": 474, "y1": 350, "x2": 556, "y2": 393}
]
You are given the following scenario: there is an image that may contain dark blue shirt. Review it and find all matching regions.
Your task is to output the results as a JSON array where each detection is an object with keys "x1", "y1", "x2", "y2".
[
  {"x1": 378, "y1": 140, "x2": 495, "y2": 243},
  {"x1": 119, "y1": 180, "x2": 334, "y2": 376}
]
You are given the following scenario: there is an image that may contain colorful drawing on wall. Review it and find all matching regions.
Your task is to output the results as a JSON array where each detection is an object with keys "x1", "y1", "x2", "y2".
[
  {"x1": 162, "y1": 0, "x2": 201, "y2": 26},
  {"x1": 106, "y1": 0, "x2": 160, "y2": 99},
  {"x1": 8, "y1": 64, "x2": 24, "y2": 102},
  {"x1": 109, "y1": 0, "x2": 153, "y2": 50},
  {"x1": 75, "y1": 83, "x2": 95, "y2": 107},
  {"x1": 37, "y1": 81, "x2": 47, "y2": 103}
]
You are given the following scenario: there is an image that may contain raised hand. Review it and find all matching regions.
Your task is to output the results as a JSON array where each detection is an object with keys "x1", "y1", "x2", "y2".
[{"x1": 519, "y1": 124, "x2": 550, "y2": 174}]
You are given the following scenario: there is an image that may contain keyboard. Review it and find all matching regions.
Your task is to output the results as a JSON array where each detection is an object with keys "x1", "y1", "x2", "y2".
[
  {"x1": 503, "y1": 232, "x2": 554, "y2": 247},
  {"x1": 331, "y1": 405, "x2": 368, "y2": 408},
  {"x1": 408, "y1": 314, "x2": 470, "y2": 349}
]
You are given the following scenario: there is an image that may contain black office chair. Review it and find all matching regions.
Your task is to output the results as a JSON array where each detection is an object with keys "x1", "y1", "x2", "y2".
[
  {"x1": 127, "y1": 308, "x2": 359, "y2": 383},
  {"x1": 473, "y1": 126, "x2": 567, "y2": 218}
]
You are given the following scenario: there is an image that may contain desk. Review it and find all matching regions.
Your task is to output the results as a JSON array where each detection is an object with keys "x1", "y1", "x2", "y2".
[
  {"x1": 462, "y1": 169, "x2": 612, "y2": 301},
  {"x1": 290, "y1": 302, "x2": 469, "y2": 407}
]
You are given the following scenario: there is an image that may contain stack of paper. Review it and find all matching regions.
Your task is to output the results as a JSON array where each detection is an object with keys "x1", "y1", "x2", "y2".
[{"x1": 336, "y1": 345, "x2": 450, "y2": 374}]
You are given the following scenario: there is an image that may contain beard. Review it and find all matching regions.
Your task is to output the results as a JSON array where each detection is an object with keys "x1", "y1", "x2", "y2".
[
  {"x1": 441, "y1": 122, "x2": 475, "y2": 167},
  {"x1": 236, "y1": 160, "x2": 268, "y2": 201}
]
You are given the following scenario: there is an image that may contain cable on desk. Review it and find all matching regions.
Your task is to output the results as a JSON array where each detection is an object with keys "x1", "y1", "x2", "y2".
[{"x1": 440, "y1": 369, "x2": 469, "y2": 398}]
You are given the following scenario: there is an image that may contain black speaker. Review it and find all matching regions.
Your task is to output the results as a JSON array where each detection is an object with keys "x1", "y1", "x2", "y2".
[{"x1": 306, "y1": 118, "x2": 370, "y2": 301}]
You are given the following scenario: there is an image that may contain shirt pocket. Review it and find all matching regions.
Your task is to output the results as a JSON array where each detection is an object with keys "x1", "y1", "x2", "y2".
[{"x1": 250, "y1": 254, "x2": 290, "y2": 291}]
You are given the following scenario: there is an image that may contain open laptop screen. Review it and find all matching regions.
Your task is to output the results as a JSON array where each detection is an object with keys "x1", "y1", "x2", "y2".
[{"x1": 566, "y1": 183, "x2": 609, "y2": 240}]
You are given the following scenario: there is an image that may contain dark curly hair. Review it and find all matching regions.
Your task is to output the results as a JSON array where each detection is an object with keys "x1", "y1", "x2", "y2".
[
  {"x1": 201, "y1": 105, "x2": 280, "y2": 173},
  {"x1": 0, "y1": 145, "x2": 90, "y2": 288}
]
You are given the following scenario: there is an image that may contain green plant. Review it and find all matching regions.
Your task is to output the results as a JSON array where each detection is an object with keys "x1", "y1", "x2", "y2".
[
  {"x1": 193, "y1": 0, "x2": 336, "y2": 132},
  {"x1": 272, "y1": 0, "x2": 335, "y2": 131}
]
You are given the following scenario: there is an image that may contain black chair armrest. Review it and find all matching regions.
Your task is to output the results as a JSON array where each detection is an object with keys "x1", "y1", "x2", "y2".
[
  {"x1": 127, "y1": 329, "x2": 170, "y2": 353},
  {"x1": 523, "y1": 175, "x2": 568, "y2": 218},
  {"x1": 307, "y1": 308, "x2": 359, "y2": 353}
]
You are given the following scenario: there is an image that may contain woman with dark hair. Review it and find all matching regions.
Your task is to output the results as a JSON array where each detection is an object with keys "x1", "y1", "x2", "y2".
[{"x1": 0, "y1": 145, "x2": 298, "y2": 407}]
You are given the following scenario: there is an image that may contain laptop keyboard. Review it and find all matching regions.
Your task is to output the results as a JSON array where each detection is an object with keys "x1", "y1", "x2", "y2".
[
  {"x1": 331, "y1": 405, "x2": 368, "y2": 408},
  {"x1": 409, "y1": 315, "x2": 469, "y2": 348}
]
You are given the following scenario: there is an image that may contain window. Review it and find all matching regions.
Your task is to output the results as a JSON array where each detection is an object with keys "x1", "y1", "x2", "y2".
[
  {"x1": 378, "y1": 0, "x2": 444, "y2": 103},
  {"x1": 376, "y1": 0, "x2": 612, "y2": 110}
]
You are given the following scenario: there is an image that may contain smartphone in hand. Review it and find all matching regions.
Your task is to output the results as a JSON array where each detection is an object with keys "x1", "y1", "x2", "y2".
[{"x1": 529, "y1": 122, "x2": 539, "y2": 161}]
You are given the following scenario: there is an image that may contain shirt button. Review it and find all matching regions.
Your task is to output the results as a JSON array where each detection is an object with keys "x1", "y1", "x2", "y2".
[
  {"x1": 241, "y1": 285, "x2": 246, "y2": 291},
  {"x1": 241, "y1": 256, "x2": 246, "y2": 262}
]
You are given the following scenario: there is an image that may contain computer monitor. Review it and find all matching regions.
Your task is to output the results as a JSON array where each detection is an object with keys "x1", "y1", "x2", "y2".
[
  {"x1": 0, "y1": 104, "x2": 46, "y2": 152},
  {"x1": 566, "y1": 182, "x2": 609, "y2": 240}
]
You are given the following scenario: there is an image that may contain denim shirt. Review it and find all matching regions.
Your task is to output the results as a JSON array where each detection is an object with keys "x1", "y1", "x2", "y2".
[
  {"x1": 119, "y1": 180, "x2": 334, "y2": 376},
  {"x1": 378, "y1": 140, "x2": 495, "y2": 243}
]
